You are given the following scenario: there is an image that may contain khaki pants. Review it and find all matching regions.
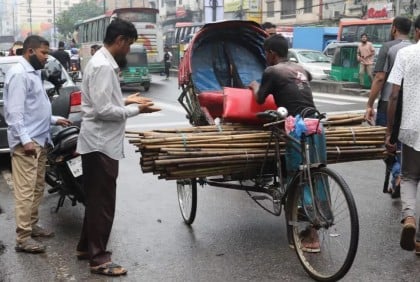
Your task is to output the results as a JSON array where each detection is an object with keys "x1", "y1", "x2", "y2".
[{"x1": 11, "y1": 142, "x2": 47, "y2": 243}]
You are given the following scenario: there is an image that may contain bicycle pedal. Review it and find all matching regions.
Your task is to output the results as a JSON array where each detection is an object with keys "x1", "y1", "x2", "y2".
[{"x1": 251, "y1": 195, "x2": 270, "y2": 201}]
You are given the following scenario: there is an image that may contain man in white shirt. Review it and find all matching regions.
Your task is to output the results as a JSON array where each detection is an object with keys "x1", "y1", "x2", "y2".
[
  {"x1": 386, "y1": 15, "x2": 420, "y2": 255},
  {"x1": 76, "y1": 18, "x2": 160, "y2": 276}
]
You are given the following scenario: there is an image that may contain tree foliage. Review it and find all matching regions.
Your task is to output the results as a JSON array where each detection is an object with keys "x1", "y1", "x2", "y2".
[{"x1": 55, "y1": 0, "x2": 103, "y2": 37}]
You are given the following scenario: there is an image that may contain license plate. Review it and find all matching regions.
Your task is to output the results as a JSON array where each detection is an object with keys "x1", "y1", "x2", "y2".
[{"x1": 67, "y1": 156, "x2": 83, "y2": 177}]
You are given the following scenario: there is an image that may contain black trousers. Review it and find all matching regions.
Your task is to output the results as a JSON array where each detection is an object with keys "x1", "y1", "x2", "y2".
[
  {"x1": 77, "y1": 152, "x2": 119, "y2": 266},
  {"x1": 164, "y1": 62, "x2": 171, "y2": 77}
]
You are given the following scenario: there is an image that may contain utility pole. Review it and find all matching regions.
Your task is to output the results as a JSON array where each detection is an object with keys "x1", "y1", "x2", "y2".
[
  {"x1": 103, "y1": 0, "x2": 106, "y2": 13},
  {"x1": 395, "y1": 0, "x2": 400, "y2": 16},
  {"x1": 211, "y1": 0, "x2": 217, "y2": 22},
  {"x1": 29, "y1": 0, "x2": 33, "y2": 35},
  {"x1": 53, "y1": 0, "x2": 56, "y2": 47}
]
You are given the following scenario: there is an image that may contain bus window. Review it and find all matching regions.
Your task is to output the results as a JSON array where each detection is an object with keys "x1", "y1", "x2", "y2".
[{"x1": 341, "y1": 26, "x2": 357, "y2": 42}]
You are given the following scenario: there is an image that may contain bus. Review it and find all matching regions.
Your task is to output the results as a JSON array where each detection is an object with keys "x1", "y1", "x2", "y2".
[
  {"x1": 337, "y1": 18, "x2": 393, "y2": 44},
  {"x1": 163, "y1": 22, "x2": 203, "y2": 67},
  {"x1": 75, "y1": 8, "x2": 164, "y2": 74}
]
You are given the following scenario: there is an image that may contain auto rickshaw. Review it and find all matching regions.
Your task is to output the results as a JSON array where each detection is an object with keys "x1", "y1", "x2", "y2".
[
  {"x1": 329, "y1": 42, "x2": 378, "y2": 88},
  {"x1": 120, "y1": 45, "x2": 151, "y2": 91}
]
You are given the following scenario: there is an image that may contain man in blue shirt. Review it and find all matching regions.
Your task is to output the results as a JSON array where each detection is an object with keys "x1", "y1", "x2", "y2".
[{"x1": 4, "y1": 35, "x2": 71, "y2": 254}]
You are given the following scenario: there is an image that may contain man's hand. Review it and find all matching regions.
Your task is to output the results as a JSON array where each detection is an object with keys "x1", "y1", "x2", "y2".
[
  {"x1": 139, "y1": 102, "x2": 161, "y2": 114},
  {"x1": 385, "y1": 135, "x2": 397, "y2": 153},
  {"x1": 364, "y1": 107, "x2": 375, "y2": 125},
  {"x1": 23, "y1": 142, "x2": 37, "y2": 157},
  {"x1": 248, "y1": 81, "x2": 259, "y2": 93},
  {"x1": 56, "y1": 118, "x2": 72, "y2": 127},
  {"x1": 126, "y1": 93, "x2": 152, "y2": 105}
]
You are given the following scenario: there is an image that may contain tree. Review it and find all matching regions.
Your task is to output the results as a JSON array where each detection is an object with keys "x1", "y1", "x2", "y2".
[{"x1": 55, "y1": 0, "x2": 103, "y2": 37}]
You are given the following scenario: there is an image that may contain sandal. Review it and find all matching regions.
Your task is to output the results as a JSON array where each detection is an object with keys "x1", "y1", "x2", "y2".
[
  {"x1": 90, "y1": 262, "x2": 127, "y2": 276},
  {"x1": 300, "y1": 228, "x2": 321, "y2": 253},
  {"x1": 15, "y1": 238, "x2": 46, "y2": 254}
]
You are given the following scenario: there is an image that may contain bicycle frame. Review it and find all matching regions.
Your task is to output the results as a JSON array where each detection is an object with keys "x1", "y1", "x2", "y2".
[{"x1": 261, "y1": 115, "x2": 329, "y2": 225}]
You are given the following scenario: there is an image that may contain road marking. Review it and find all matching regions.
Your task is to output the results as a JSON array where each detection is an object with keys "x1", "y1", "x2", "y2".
[
  {"x1": 313, "y1": 98, "x2": 353, "y2": 105},
  {"x1": 313, "y1": 92, "x2": 368, "y2": 102}
]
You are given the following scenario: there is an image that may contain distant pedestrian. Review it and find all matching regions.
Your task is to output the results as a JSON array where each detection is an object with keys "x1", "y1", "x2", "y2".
[
  {"x1": 261, "y1": 22, "x2": 277, "y2": 36},
  {"x1": 8, "y1": 41, "x2": 23, "y2": 56},
  {"x1": 76, "y1": 18, "x2": 160, "y2": 276},
  {"x1": 357, "y1": 33, "x2": 375, "y2": 87},
  {"x1": 4, "y1": 35, "x2": 71, "y2": 254},
  {"x1": 386, "y1": 14, "x2": 420, "y2": 255},
  {"x1": 51, "y1": 41, "x2": 70, "y2": 70},
  {"x1": 90, "y1": 44, "x2": 101, "y2": 56},
  {"x1": 163, "y1": 46, "x2": 172, "y2": 79}
]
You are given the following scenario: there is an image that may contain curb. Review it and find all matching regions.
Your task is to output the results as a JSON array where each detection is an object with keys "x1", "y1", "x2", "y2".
[{"x1": 310, "y1": 80, "x2": 370, "y2": 97}]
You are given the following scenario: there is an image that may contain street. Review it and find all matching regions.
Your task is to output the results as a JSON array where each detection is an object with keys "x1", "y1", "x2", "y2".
[{"x1": 0, "y1": 74, "x2": 419, "y2": 281}]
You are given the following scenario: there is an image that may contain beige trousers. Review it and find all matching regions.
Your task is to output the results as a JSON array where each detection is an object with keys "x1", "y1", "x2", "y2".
[{"x1": 11, "y1": 142, "x2": 47, "y2": 243}]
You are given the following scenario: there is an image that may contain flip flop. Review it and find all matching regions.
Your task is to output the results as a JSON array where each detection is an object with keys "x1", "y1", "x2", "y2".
[{"x1": 90, "y1": 262, "x2": 127, "y2": 276}]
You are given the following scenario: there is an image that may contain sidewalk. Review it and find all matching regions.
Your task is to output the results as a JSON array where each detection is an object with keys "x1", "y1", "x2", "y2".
[{"x1": 170, "y1": 68, "x2": 370, "y2": 97}]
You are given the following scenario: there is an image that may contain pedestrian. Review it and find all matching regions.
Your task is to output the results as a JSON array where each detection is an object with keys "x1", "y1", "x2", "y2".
[
  {"x1": 357, "y1": 33, "x2": 375, "y2": 87},
  {"x1": 51, "y1": 41, "x2": 71, "y2": 70},
  {"x1": 75, "y1": 18, "x2": 160, "y2": 276},
  {"x1": 364, "y1": 16, "x2": 412, "y2": 198},
  {"x1": 163, "y1": 45, "x2": 172, "y2": 79},
  {"x1": 386, "y1": 14, "x2": 420, "y2": 255},
  {"x1": 8, "y1": 41, "x2": 23, "y2": 56},
  {"x1": 90, "y1": 44, "x2": 101, "y2": 56},
  {"x1": 249, "y1": 34, "x2": 326, "y2": 253},
  {"x1": 261, "y1": 22, "x2": 277, "y2": 36},
  {"x1": 3, "y1": 35, "x2": 72, "y2": 254}
]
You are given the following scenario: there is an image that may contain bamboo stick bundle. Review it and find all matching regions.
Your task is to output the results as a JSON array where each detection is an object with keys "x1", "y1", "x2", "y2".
[{"x1": 127, "y1": 115, "x2": 391, "y2": 180}]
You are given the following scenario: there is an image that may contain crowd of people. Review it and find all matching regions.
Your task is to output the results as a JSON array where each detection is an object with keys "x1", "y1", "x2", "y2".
[{"x1": 1, "y1": 15, "x2": 420, "y2": 278}]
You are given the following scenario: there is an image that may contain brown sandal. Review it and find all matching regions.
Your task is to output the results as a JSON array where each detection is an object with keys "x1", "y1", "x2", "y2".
[{"x1": 90, "y1": 262, "x2": 127, "y2": 276}]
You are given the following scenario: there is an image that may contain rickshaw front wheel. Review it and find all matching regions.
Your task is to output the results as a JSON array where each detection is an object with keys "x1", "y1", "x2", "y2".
[{"x1": 177, "y1": 178, "x2": 197, "y2": 225}]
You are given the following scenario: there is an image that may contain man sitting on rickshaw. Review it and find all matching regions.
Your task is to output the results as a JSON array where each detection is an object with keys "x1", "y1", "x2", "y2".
[{"x1": 249, "y1": 34, "x2": 328, "y2": 253}]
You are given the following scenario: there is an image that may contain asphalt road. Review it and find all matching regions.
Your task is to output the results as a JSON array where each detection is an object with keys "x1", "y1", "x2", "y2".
[{"x1": 0, "y1": 75, "x2": 419, "y2": 281}]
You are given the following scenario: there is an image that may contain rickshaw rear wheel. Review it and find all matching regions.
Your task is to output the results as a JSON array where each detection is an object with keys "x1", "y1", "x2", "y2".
[
  {"x1": 177, "y1": 178, "x2": 197, "y2": 225},
  {"x1": 143, "y1": 83, "x2": 150, "y2": 91}
]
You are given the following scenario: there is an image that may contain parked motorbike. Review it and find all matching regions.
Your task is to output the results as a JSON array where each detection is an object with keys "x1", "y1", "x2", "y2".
[
  {"x1": 69, "y1": 59, "x2": 81, "y2": 81},
  {"x1": 42, "y1": 58, "x2": 85, "y2": 212},
  {"x1": 45, "y1": 125, "x2": 84, "y2": 212}
]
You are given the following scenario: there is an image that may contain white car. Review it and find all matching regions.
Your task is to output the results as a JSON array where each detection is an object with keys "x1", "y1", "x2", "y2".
[{"x1": 287, "y1": 48, "x2": 331, "y2": 80}]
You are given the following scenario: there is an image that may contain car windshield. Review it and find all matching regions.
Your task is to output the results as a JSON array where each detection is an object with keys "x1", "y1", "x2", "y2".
[{"x1": 297, "y1": 51, "x2": 331, "y2": 63}]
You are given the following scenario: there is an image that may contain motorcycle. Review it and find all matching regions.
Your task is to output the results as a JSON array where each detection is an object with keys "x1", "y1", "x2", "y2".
[
  {"x1": 42, "y1": 58, "x2": 85, "y2": 212},
  {"x1": 45, "y1": 125, "x2": 85, "y2": 212},
  {"x1": 69, "y1": 59, "x2": 82, "y2": 81}
]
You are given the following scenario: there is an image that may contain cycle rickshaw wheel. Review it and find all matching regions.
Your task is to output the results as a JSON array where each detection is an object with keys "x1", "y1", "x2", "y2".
[
  {"x1": 177, "y1": 178, "x2": 197, "y2": 225},
  {"x1": 286, "y1": 167, "x2": 359, "y2": 281}
]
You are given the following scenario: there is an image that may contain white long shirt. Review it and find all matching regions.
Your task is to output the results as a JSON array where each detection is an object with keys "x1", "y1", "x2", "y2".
[
  {"x1": 387, "y1": 41, "x2": 420, "y2": 151},
  {"x1": 77, "y1": 47, "x2": 140, "y2": 160}
]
